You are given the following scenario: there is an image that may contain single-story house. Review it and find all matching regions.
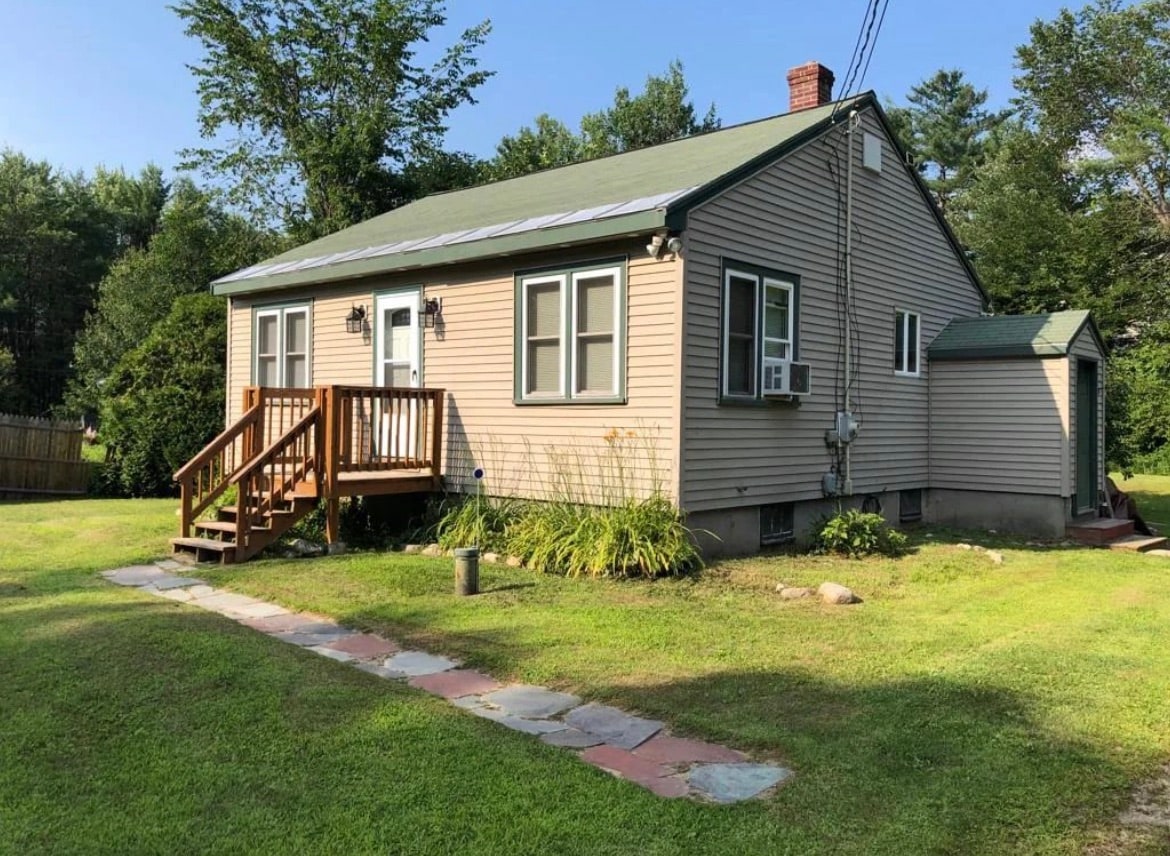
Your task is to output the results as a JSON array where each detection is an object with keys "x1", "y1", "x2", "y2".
[{"x1": 172, "y1": 62, "x2": 1107, "y2": 563}]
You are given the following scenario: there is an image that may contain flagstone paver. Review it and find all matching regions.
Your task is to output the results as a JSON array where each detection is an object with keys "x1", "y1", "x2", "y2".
[
  {"x1": 582, "y1": 745, "x2": 672, "y2": 782},
  {"x1": 633, "y1": 734, "x2": 748, "y2": 765},
  {"x1": 470, "y1": 708, "x2": 568, "y2": 735},
  {"x1": 309, "y1": 646, "x2": 356, "y2": 663},
  {"x1": 103, "y1": 566, "x2": 169, "y2": 586},
  {"x1": 227, "y1": 601, "x2": 291, "y2": 620},
  {"x1": 241, "y1": 613, "x2": 328, "y2": 633},
  {"x1": 482, "y1": 685, "x2": 580, "y2": 719},
  {"x1": 540, "y1": 728, "x2": 606, "y2": 749},
  {"x1": 384, "y1": 651, "x2": 458, "y2": 676},
  {"x1": 409, "y1": 669, "x2": 501, "y2": 699},
  {"x1": 99, "y1": 560, "x2": 795, "y2": 804},
  {"x1": 565, "y1": 703, "x2": 663, "y2": 750},
  {"x1": 322, "y1": 633, "x2": 399, "y2": 659},
  {"x1": 688, "y1": 763, "x2": 793, "y2": 803},
  {"x1": 144, "y1": 575, "x2": 205, "y2": 591}
]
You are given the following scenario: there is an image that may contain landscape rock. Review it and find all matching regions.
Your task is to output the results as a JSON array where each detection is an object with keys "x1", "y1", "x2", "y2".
[
  {"x1": 506, "y1": 556, "x2": 524, "y2": 568},
  {"x1": 403, "y1": 544, "x2": 424, "y2": 554},
  {"x1": 773, "y1": 582, "x2": 788, "y2": 592},
  {"x1": 985, "y1": 550, "x2": 1005, "y2": 565},
  {"x1": 779, "y1": 587, "x2": 813, "y2": 600},
  {"x1": 817, "y1": 582, "x2": 860, "y2": 605},
  {"x1": 287, "y1": 538, "x2": 324, "y2": 558},
  {"x1": 688, "y1": 763, "x2": 793, "y2": 803},
  {"x1": 956, "y1": 543, "x2": 973, "y2": 550},
  {"x1": 482, "y1": 552, "x2": 500, "y2": 564},
  {"x1": 421, "y1": 544, "x2": 443, "y2": 557},
  {"x1": 325, "y1": 542, "x2": 347, "y2": 556}
]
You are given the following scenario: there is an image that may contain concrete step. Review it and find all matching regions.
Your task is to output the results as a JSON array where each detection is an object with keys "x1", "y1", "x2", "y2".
[
  {"x1": 1067, "y1": 517, "x2": 1134, "y2": 545},
  {"x1": 1109, "y1": 535, "x2": 1170, "y2": 552}
]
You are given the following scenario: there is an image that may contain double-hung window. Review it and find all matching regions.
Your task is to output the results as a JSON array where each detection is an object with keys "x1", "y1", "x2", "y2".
[
  {"x1": 516, "y1": 261, "x2": 624, "y2": 402},
  {"x1": 721, "y1": 262, "x2": 798, "y2": 400},
  {"x1": 254, "y1": 304, "x2": 311, "y2": 387},
  {"x1": 894, "y1": 309, "x2": 920, "y2": 377}
]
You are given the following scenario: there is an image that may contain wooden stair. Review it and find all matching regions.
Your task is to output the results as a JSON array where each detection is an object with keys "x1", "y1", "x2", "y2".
[{"x1": 172, "y1": 495, "x2": 317, "y2": 565}]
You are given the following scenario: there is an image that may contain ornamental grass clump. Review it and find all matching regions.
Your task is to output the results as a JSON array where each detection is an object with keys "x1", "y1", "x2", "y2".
[
  {"x1": 434, "y1": 494, "x2": 520, "y2": 553},
  {"x1": 504, "y1": 426, "x2": 703, "y2": 578}
]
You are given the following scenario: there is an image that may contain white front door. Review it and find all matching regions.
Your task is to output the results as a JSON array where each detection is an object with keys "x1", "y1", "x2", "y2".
[{"x1": 374, "y1": 291, "x2": 421, "y2": 460}]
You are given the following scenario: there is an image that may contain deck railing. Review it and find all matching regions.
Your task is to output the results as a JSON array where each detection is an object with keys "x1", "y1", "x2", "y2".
[{"x1": 175, "y1": 385, "x2": 445, "y2": 538}]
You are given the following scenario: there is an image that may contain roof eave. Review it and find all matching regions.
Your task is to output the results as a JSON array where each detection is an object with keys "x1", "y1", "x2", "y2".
[
  {"x1": 928, "y1": 344, "x2": 1070, "y2": 361},
  {"x1": 211, "y1": 209, "x2": 666, "y2": 297}
]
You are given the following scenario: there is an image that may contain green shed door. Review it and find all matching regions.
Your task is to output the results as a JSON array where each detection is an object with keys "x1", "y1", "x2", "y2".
[{"x1": 1075, "y1": 359, "x2": 1099, "y2": 513}]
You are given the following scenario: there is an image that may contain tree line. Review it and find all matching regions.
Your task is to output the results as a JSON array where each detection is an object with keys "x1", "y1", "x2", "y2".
[{"x1": 0, "y1": 0, "x2": 1165, "y2": 494}]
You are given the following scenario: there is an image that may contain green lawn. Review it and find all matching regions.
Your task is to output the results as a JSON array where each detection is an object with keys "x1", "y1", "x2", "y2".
[{"x1": 3, "y1": 486, "x2": 1170, "y2": 854}]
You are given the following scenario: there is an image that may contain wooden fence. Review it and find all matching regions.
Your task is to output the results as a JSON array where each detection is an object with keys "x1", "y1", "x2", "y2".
[{"x1": 0, "y1": 414, "x2": 90, "y2": 498}]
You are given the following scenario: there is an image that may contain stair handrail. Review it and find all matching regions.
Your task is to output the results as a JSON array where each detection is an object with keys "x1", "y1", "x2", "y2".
[
  {"x1": 174, "y1": 403, "x2": 263, "y2": 537},
  {"x1": 229, "y1": 406, "x2": 322, "y2": 550}
]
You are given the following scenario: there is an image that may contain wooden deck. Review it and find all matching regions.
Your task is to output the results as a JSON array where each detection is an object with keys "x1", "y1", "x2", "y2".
[{"x1": 172, "y1": 385, "x2": 444, "y2": 563}]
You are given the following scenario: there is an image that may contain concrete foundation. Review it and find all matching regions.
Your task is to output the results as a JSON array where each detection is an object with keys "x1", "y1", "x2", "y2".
[
  {"x1": 924, "y1": 488, "x2": 1067, "y2": 538},
  {"x1": 690, "y1": 491, "x2": 904, "y2": 558}
]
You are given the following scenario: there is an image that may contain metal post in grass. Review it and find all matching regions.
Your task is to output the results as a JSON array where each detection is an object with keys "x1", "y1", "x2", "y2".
[{"x1": 455, "y1": 467, "x2": 485, "y2": 596}]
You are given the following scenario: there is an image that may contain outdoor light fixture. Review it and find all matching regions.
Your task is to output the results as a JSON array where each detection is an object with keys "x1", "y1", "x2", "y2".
[
  {"x1": 345, "y1": 304, "x2": 366, "y2": 334},
  {"x1": 421, "y1": 296, "x2": 442, "y2": 328}
]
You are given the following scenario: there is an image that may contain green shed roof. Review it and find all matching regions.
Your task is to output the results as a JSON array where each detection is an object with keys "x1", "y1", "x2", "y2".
[
  {"x1": 213, "y1": 95, "x2": 870, "y2": 296},
  {"x1": 928, "y1": 311, "x2": 1103, "y2": 360}
]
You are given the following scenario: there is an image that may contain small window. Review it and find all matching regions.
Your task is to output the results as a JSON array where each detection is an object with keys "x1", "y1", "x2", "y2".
[
  {"x1": 721, "y1": 262, "x2": 799, "y2": 400},
  {"x1": 900, "y1": 488, "x2": 923, "y2": 522},
  {"x1": 760, "y1": 502, "x2": 795, "y2": 546},
  {"x1": 894, "y1": 310, "x2": 920, "y2": 377},
  {"x1": 254, "y1": 304, "x2": 311, "y2": 387},
  {"x1": 516, "y1": 262, "x2": 624, "y2": 403}
]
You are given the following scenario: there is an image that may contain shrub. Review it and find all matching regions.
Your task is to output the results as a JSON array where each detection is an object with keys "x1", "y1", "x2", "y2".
[
  {"x1": 506, "y1": 495, "x2": 702, "y2": 579},
  {"x1": 812, "y1": 509, "x2": 908, "y2": 558},
  {"x1": 98, "y1": 293, "x2": 226, "y2": 496},
  {"x1": 434, "y1": 494, "x2": 520, "y2": 552},
  {"x1": 1132, "y1": 443, "x2": 1170, "y2": 476}
]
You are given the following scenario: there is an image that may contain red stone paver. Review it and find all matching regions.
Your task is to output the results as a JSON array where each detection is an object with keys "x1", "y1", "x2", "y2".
[
  {"x1": 409, "y1": 670, "x2": 501, "y2": 699},
  {"x1": 633, "y1": 734, "x2": 748, "y2": 765},
  {"x1": 638, "y1": 774, "x2": 690, "y2": 798},
  {"x1": 580, "y1": 745, "x2": 671, "y2": 782},
  {"x1": 322, "y1": 633, "x2": 399, "y2": 659}
]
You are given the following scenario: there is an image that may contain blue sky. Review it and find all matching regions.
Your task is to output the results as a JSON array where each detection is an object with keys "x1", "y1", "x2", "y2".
[{"x1": 0, "y1": 0, "x2": 1076, "y2": 176}]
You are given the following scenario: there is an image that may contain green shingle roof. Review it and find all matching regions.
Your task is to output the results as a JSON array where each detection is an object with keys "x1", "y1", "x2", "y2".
[
  {"x1": 928, "y1": 311, "x2": 1102, "y2": 360},
  {"x1": 213, "y1": 96, "x2": 869, "y2": 296}
]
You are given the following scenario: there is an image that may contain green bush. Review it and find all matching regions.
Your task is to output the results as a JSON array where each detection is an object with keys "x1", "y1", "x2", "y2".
[
  {"x1": 99, "y1": 293, "x2": 226, "y2": 496},
  {"x1": 812, "y1": 509, "x2": 908, "y2": 558},
  {"x1": 1132, "y1": 444, "x2": 1170, "y2": 476},
  {"x1": 506, "y1": 495, "x2": 702, "y2": 579},
  {"x1": 434, "y1": 494, "x2": 520, "y2": 552}
]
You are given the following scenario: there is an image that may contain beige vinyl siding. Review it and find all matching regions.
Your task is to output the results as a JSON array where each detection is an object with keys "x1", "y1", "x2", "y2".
[
  {"x1": 929, "y1": 359, "x2": 1067, "y2": 495},
  {"x1": 225, "y1": 239, "x2": 679, "y2": 502},
  {"x1": 1068, "y1": 326, "x2": 1106, "y2": 505},
  {"x1": 680, "y1": 107, "x2": 984, "y2": 511}
]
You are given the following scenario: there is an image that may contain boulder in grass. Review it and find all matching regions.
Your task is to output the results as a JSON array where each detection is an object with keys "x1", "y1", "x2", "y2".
[
  {"x1": 403, "y1": 544, "x2": 424, "y2": 554},
  {"x1": 985, "y1": 550, "x2": 1005, "y2": 565},
  {"x1": 421, "y1": 544, "x2": 443, "y2": 557},
  {"x1": 779, "y1": 587, "x2": 814, "y2": 600},
  {"x1": 817, "y1": 582, "x2": 860, "y2": 605},
  {"x1": 288, "y1": 538, "x2": 324, "y2": 558}
]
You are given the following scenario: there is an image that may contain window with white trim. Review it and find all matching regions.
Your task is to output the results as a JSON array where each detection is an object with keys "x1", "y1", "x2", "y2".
[
  {"x1": 721, "y1": 263, "x2": 798, "y2": 399},
  {"x1": 894, "y1": 309, "x2": 920, "y2": 376},
  {"x1": 254, "y1": 304, "x2": 311, "y2": 387},
  {"x1": 517, "y1": 262, "x2": 624, "y2": 402}
]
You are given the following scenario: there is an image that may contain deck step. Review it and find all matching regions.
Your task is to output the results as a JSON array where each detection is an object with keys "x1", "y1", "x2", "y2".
[
  {"x1": 1108, "y1": 535, "x2": 1169, "y2": 552},
  {"x1": 1067, "y1": 517, "x2": 1134, "y2": 545},
  {"x1": 171, "y1": 536, "x2": 238, "y2": 564},
  {"x1": 194, "y1": 520, "x2": 239, "y2": 534}
]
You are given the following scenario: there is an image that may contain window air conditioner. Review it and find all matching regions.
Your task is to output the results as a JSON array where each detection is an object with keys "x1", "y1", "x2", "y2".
[{"x1": 762, "y1": 358, "x2": 812, "y2": 397}]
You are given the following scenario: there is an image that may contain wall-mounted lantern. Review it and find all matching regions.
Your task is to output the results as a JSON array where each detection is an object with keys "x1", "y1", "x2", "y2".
[
  {"x1": 345, "y1": 304, "x2": 366, "y2": 334},
  {"x1": 421, "y1": 296, "x2": 443, "y2": 328}
]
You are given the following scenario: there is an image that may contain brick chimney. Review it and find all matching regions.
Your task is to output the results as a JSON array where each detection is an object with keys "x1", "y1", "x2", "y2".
[{"x1": 786, "y1": 62, "x2": 835, "y2": 111}]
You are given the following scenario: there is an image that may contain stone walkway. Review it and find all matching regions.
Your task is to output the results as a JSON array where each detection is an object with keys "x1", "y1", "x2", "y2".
[{"x1": 102, "y1": 560, "x2": 793, "y2": 804}]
